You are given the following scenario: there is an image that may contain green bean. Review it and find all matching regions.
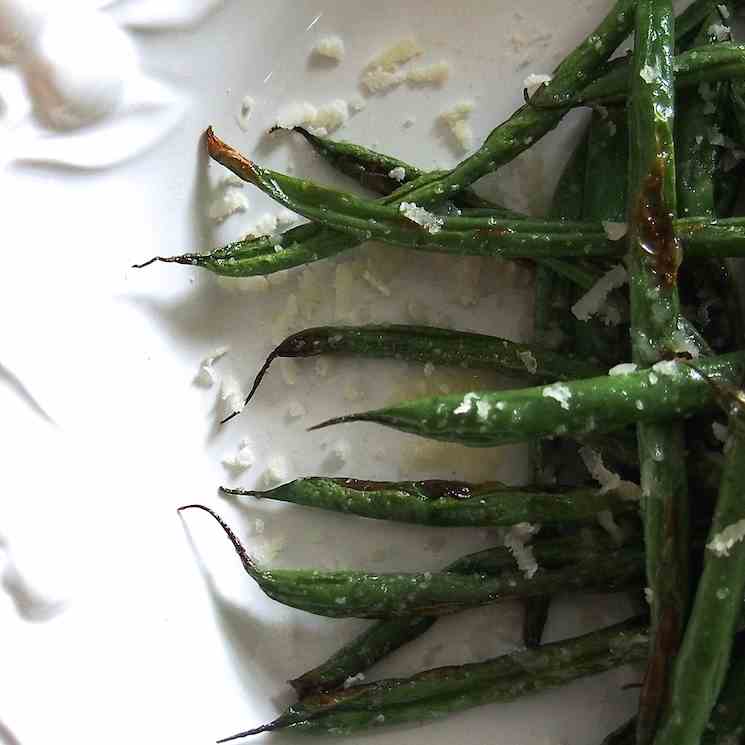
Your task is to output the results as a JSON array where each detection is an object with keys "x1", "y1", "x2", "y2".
[
  {"x1": 701, "y1": 637, "x2": 745, "y2": 745},
  {"x1": 627, "y1": 5, "x2": 692, "y2": 743},
  {"x1": 222, "y1": 478, "x2": 638, "y2": 527},
  {"x1": 309, "y1": 352, "x2": 745, "y2": 447},
  {"x1": 178, "y1": 505, "x2": 644, "y2": 619},
  {"x1": 653, "y1": 384, "x2": 745, "y2": 745},
  {"x1": 218, "y1": 619, "x2": 648, "y2": 740},
  {"x1": 290, "y1": 524, "x2": 638, "y2": 695},
  {"x1": 237, "y1": 324, "x2": 602, "y2": 411},
  {"x1": 522, "y1": 596, "x2": 551, "y2": 649}
]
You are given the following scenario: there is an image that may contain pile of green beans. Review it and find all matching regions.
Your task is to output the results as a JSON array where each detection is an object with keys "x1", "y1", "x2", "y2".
[{"x1": 155, "y1": 0, "x2": 745, "y2": 741}]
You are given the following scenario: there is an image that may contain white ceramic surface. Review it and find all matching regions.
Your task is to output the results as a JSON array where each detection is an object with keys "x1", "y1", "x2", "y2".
[{"x1": 0, "y1": 1, "x2": 650, "y2": 743}]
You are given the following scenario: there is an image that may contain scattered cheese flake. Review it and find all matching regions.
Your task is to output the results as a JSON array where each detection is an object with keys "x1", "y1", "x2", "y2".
[
  {"x1": 194, "y1": 346, "x2": 229, "y2": 387},
  {"x1": 362, "y1": 269, "x2": 391, "y2": 296},
  {"x1": 717, "y1": 587, "x2": 731, "y2": 600},
  {"x1": 423, "y1": 362, "x2": 436, "y2": 377},
  {"x1": 275, "y1": 99, "x2": 349, "y2": 135},
  {"x1": 313, "y1": 35, "x2": 345, "y2": 62},
  {"x1": 208, "y1": 188, "x2": 249, "y2": 222},
  {"x1": 609, "y1": 363, "x2": 638, "y2": 377},
  {"x1": 713, "y1": 421, "x2": 729, "y2": 444},
  {"x1": 651, "y1": 359, "x2": 679, "y2": 377},
  {"x1": 221, "y1": 437, "x2": 255, "y2": 473},
  {"x1": 440, "y1": 101, "x2": 475, "y2": 152},
  {"x1": 571, "y1": 264, "x2": 628, "y2": 322},
  {"x1": 719, "y1": 3, "x2": 731, "y2": 18},
  {"x1": 276, "y1": 208, "x2": 297, "y2": 227},
  {"x1": 708, "y1": 23, "x2": 730, "y2": 41},
  {"x1": 504, "y1": 523, "x2": 540, "y2": 578},
  {"x1": 312, "y1": 99, "x2": 350, "y2": 134},
  {"x1": 519, "y1": 350, "x2": 538, "y2": 374},
  {"x1": 361, "y1": 68, "x2": 406, "y2": 93},
  {"x1": 542, "y1": 382, "x2": 572, "y2": 410},
  {"x1": 523, "y1": 73, "x2": 552, "y2": 96},
  {"x1": 399, "y1": 202, "x2": 444, "y2": 233},
  {"x1": 644, "y1": 587, "x2": 654, "y2": 605},
  {"x1": 406, "y1": 60, "x2": 451, "y2": 85},
  {"x1": 343, "y1": 673, "x2": 366, "y2": 688},
  {"x1": 640, "y1": 63, "x2": 658, "y2": 84},
  {"x1": 220, "y1": 374, "x2": 245, "y2": 417},
  {"x1": 360, "y1": 38, "x2": 424, "y2": 93},
  {"x1": 580, "y1": 446, "x2": 641, "y2": 500},
  {"x1": 388, "y1": 166, "x2": 406, "y2": 182},
  {"x1": 597, "y1": 509, "x2": 624, "y2": 545},
  {"x1": 602, "y1": 221, "x2": 628, "y2": 240},
  {"x1": 707, "y1": 520, "x2": 745, "y2": 557},
  {"x1": 237, "y1": 95, "x2": 255, "y2": 131},
  {"x1": 476, "y1": 400, "x2": 491, "y2": 419},
  {"x1": 261, "y1": 454, "x2": 290, "y2": 488},
  {"x1": 454, "y1": 392, "x2": 479, "y2": 415},
  {"x1": 287, "y1": 399, "x2": 307, "y2": 419},
  {"x1": 709, "y1": 125, "x2": 727, "y2": 147},
  {"x1": 276, "y1": 101, "x2": 318, "y2": 129}
]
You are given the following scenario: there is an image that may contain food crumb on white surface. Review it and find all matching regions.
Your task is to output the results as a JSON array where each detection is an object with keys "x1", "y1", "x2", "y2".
[
  {"x1": 440, "y1": 100, "x2": 475, "y2": 152},
  {"x1": 542, "y1": 382, "x2": 572, "y2": 410},
  {"x1": 275, "y1": 99, "x2": 349, "y2": 135},
  {"x1": 286, "y1": 399, "x2": 307, "y2": 419},
  {"x1": 312, "y1": 35, "x2": 345, "y2": 62},
  {"x1": 608, "y1": 362, "x2": 637, "y2": 377},
  {"x1": 504, "y1": 522, "x2": 540, "y2": 578},
  {"x1": 399, "y1": 202, "x2": 444, "y2": 233},
  {"x1": 406, "y1": 60, "x2": 450, "y2": 85},
  {"x1": 388, "y1": 166, "x2": 406, "y2": 182},
  {"x1": 237, "y1": 94, "x2": 255, "y2": 131},
  {"x1": 523, "y1": 73, "x2": 552, "y2": 96},
  {"x1": 602, "y1": 221, "x2": 628, "y2": 240},
  {"x1": 221, "y1": 437, "x2": 255, "y2": 473},
  {"x1": 220, "y1": 374, "x2": 245, "y2": 417},
  {"x1": 707, "y1": 519, "x2": 745, "y2": 557},
  {"x1": 571, "y1": 264, "x2": 628, "y2": 322},
  {"x1": 260, "y1": 454, "x2": 290, "y2": 488},
  {"x1": 208, "y1": 188, "x2": 249, "y2": 222},
  {"x1": 194, "y1": 346, "x2": 229, "y2": 387},
  {"x1": 361, "y1": 37, "x2": 423, "y2": 93}
]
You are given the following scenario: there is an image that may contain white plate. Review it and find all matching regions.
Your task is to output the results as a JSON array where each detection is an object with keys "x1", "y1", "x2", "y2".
[{"x1": 1, "y1": 1, "x2": 641, "y2": 743}]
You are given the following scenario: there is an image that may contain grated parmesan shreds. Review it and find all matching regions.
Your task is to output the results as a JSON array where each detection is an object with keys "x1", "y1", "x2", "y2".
[
  {"x1": 519, "y1": 350, "x2": 538, "y2": 375},
  {"x1": 406, "y1": 60, "x2": 451, "y2": 85},
  {"x1": 220, "y1": 374, "x2": 245, "y2": 418},
  {"x1": 388, "y1": 166, "x2": 406, "y2": 182},
  {"x1": 602, "y1": 221, "x2": 628, "y2": 240},
  {"x1": 580, "y1": 446, "x2": 641, "y2": 500},
  {"x1": 208, "y1": 188, "x2": 249, "y2": 222},
  {"x1": 571, "y1": 264, "x2": 628, "y2": 322},
  {"x1": 361, "y1": 37, "x2": 423, "y2": 93},
  {"x1": 313, "y1": 35, "x2": 345, "y2": 62},
  {"x1": 640, "y1": 63, "x2": 658, "y2": 83},
  {"x1": 713, "y1": 421, "x2": 729, "y2": 444},
  {"x1": 261, "y1": 454, "x2": 290, "y2": 489},
  {"x1": 608, "y1": 362, "x2": 638, "y2": 377},
  {"x1": 275, "y1": 99, "x2": 349, "y2": 135},
  {"x1": 504, "y1": 523, "x2": 540, "y2": 578},
  {"x1": 194, "y1": 346, "x2": 229, "y2": 387},
  {"x1": 523, "y1": 73, "x2": 552, "y2": 96},
  {"x1": 542, "y1": 382, "x2": 572, "y2": 410},
  {"x1": 343, "y1": 672, "x2": 366, "y2": 688},
  {"x1": 440, "y1": 101, "x2": 475, "y2": 152},
  {"x1": 221, "y1": 437, "x2": 255, "y2": 473},
  {"x1": 399, "y1": 202, "x2": 444, "y2": 233},
  {"x1": 707, "y1": 519, "x2": 745, "y2": 557},
  {"x1": 454, "y1": 392, "x2": 479, "y2": 415}
]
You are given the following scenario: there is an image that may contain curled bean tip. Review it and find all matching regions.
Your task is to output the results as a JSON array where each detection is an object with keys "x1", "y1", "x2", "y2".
[{"x1": 307, "y1": 413, "x2": 369, "y2": 432}]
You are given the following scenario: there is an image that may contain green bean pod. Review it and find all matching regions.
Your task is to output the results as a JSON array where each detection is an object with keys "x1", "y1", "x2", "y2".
[
  {"x1": 701, "y1": 637, "x2": 745, "y2": 745},
  {"x1": 310, "y1": 352, "x2": 745, "y2": 447},
  {"x1": 289, "y1": 524, "x2": 639, "y2": 695},
  {"x1": 218, "y1": 619, "x2": 648, "y2": 740},
  {"x1": 222, "y1": 478, "x2": 638, "y2": 527},
  {"x1": 654, "y1": 394, "x2": 745, "y2": 745},
  {"x1": 179, "y1": 505, "x2": 644, "y2": 619}
]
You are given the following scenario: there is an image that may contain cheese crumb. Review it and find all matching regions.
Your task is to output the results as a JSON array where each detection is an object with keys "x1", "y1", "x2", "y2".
[
  {"x1": 708, "y1": 23, "x2": 730, "y2": 41},
  {"x1": 713, "y1": 421, "x2": 729, "y2": 444},
  {"x1": 580, "y1": 446, "x2": 641, "y2": 500},
  {"x1": 644, "y1": 587, "x2": 654, "y2": 605},
  {"x1": 388, "y1": 166, "x2": 406, "y2": 182},
  {"x1": 399, "y1": 202, "x2": 444, "y2": 234},
  {"x1": 440, "y1": 101, "x2": 475, "y2": 152},
  {"x1": 640, "y1": 64, "x2": 658, "y2": 84},
  {"x1": 343, "y1": 672, "x2": 366, "y2": 688},
  {"x1": 361, "y1": 37, "x2": 423, "y2": 93},
  {"x1": 504, "y1": 523, "x2": 540, "y2": 578},
  {"x1": 571, "y1": 264, "x2": 628, "y2": 322},
  {"x1": 208, "y1": 188, "x2": 249, "y2": 222},
  {"x1": 220, "y1": 374, "x2": 245, "y2": 417},
  {"x1": 261, "y1": 454, "x2": 290, "y2": 488},
  {"x1": 275, "y1": 99, "x2": 349, "y2": 135},
  {"x1": 222, "y1": 437, "x2": 255, "y2": 473},
  {"x1": 454, "y1": 392, "x2": 478, "y2": 415},
  {"x1": 313, "y1": 35, "x2": 345, "y2": 62},
  {"x1": 609, "y1": 363, "x2": 638, "y2": 377},
  {"x1": 542, "y1": 382, "x2": 572, "y2": 410},
  {"x1": 523, "y1": 73, "x2": 552, "y2": 96},
  {"x1": 602, "y1": 221, "x2": 628, "y2": 241},
  {"x1": 719, "y1": 4, "x2": 731, "y2": 18},
  {"x1": 406, "y1": 60, "x2": 451, "y2": 85},
  {"x1": 651, "y1": 359, "x2": 679, "y2": 377},
  {"x1": 518, "y1": 350, "x2": 538, "y2": 374},
  {"x1": 194, "y1": 346, "x2": 229, "y2": 387},
  {"x1": 237, "y1": 95, "x2": 255, "y2": 131},
  {"x1": 708, "y1": 520, "x2": 745, "y2": 557}
]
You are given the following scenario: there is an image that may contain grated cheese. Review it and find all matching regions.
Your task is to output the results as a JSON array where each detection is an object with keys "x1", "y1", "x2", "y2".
[
  {"x1": 220, "y1": 374, "x2": 245, "y2": 417},
  {"x1": 519, "y1": 350, "x2": 538, "y2": 374},
  {"x1": 343, "y1": 673, "x2": 366, "y2": 688},
  {"x1": 644, "y1": 587, "x2": 654, "y2": 605},
  {"x1": 542, "y1": 382, "x2": 572, "y2": 410},
  {"x1": 313, "y1": 35, "x2": 345, "y2": 62},
  {"x1": 580, "y1": 446, "x2": 641, "y2": 500},
  {"x1": 608, "y1": 362, "x2": 638, "y2": 377},
  {"x1": 571, "y1": 264, "x2": 628, "y2": 322},
  {"x1": 440, "y1": 101, "x2": 475, "y2": 152},
  {"x1": 361, "y1": 37, "x2": 423, "y2": 93},
  {"x1": 388, "y1": 166, "x2": 406, "y2": 182},
  {"x1": 651, "y1": 359, "x2": 680, "y2": 377},
  {"x1": 504, "y1": 523, "x2": 540, "y2": 578},
  {"x1": 713, "y1": 421, "x2": 729, "y2": 444},
  {"x1": 707, "y1": 520, "x2": 745, "y2": 557},
  {"x1": 261, "y1": 454, "x2": 290, "y2": 488},
  {"x1": 194, "y1": 346, "x2": 229, "y2": 387},
  {"x1": 208, "y1": 188, "x2": 249, "y2": 222},
  {"x1": 640, "y1": 63, "x2": 658, "y2": 83},
  {"x1": 275, "y1": 99, "x2": 349, "y2": 135},
  {"x1": 399, "y1": 202, "x2": 444, "y2": 233},
  {"x1": 523, "y1": 73, "x2": 552, "y2": 96},
  {"x1": 221, "y1": 437, "x2": 255, "y2": 473},
  {"x1": 602, "y1": 221, "x2": 628, "y2": 241},
  {"x1": 708, "y1": 23, "x2": 730, "y2": 41},
  {"x1": 454, "y1": 392, "x2": 478, "y2": 415},
  {"x1": 406, "y1": 60, "x2": 451, "y2": 85},
  {"x1": 237, "y1": 95, "x2": 255, "y2": 131}
]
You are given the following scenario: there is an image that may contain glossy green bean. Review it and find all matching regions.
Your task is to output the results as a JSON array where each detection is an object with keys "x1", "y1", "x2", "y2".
[
  {"x1": 218, "y1": 619, "x2": 648, "y2": 740},
  {"x1": 222, "y1": 477, "x2": 638, "y2": 527},
  {"x1": 179, "y1": 505, "x2": 644, "y2": 619},
  {"x1": 309, "y1": 352, "x2": 745, "y2": 447},
  {"x1": 701, "y1": 637, "x2": 745, "y2": 745},
  {"x1": 290, "y1": 524, "x2": 638, "y2": 695}
]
